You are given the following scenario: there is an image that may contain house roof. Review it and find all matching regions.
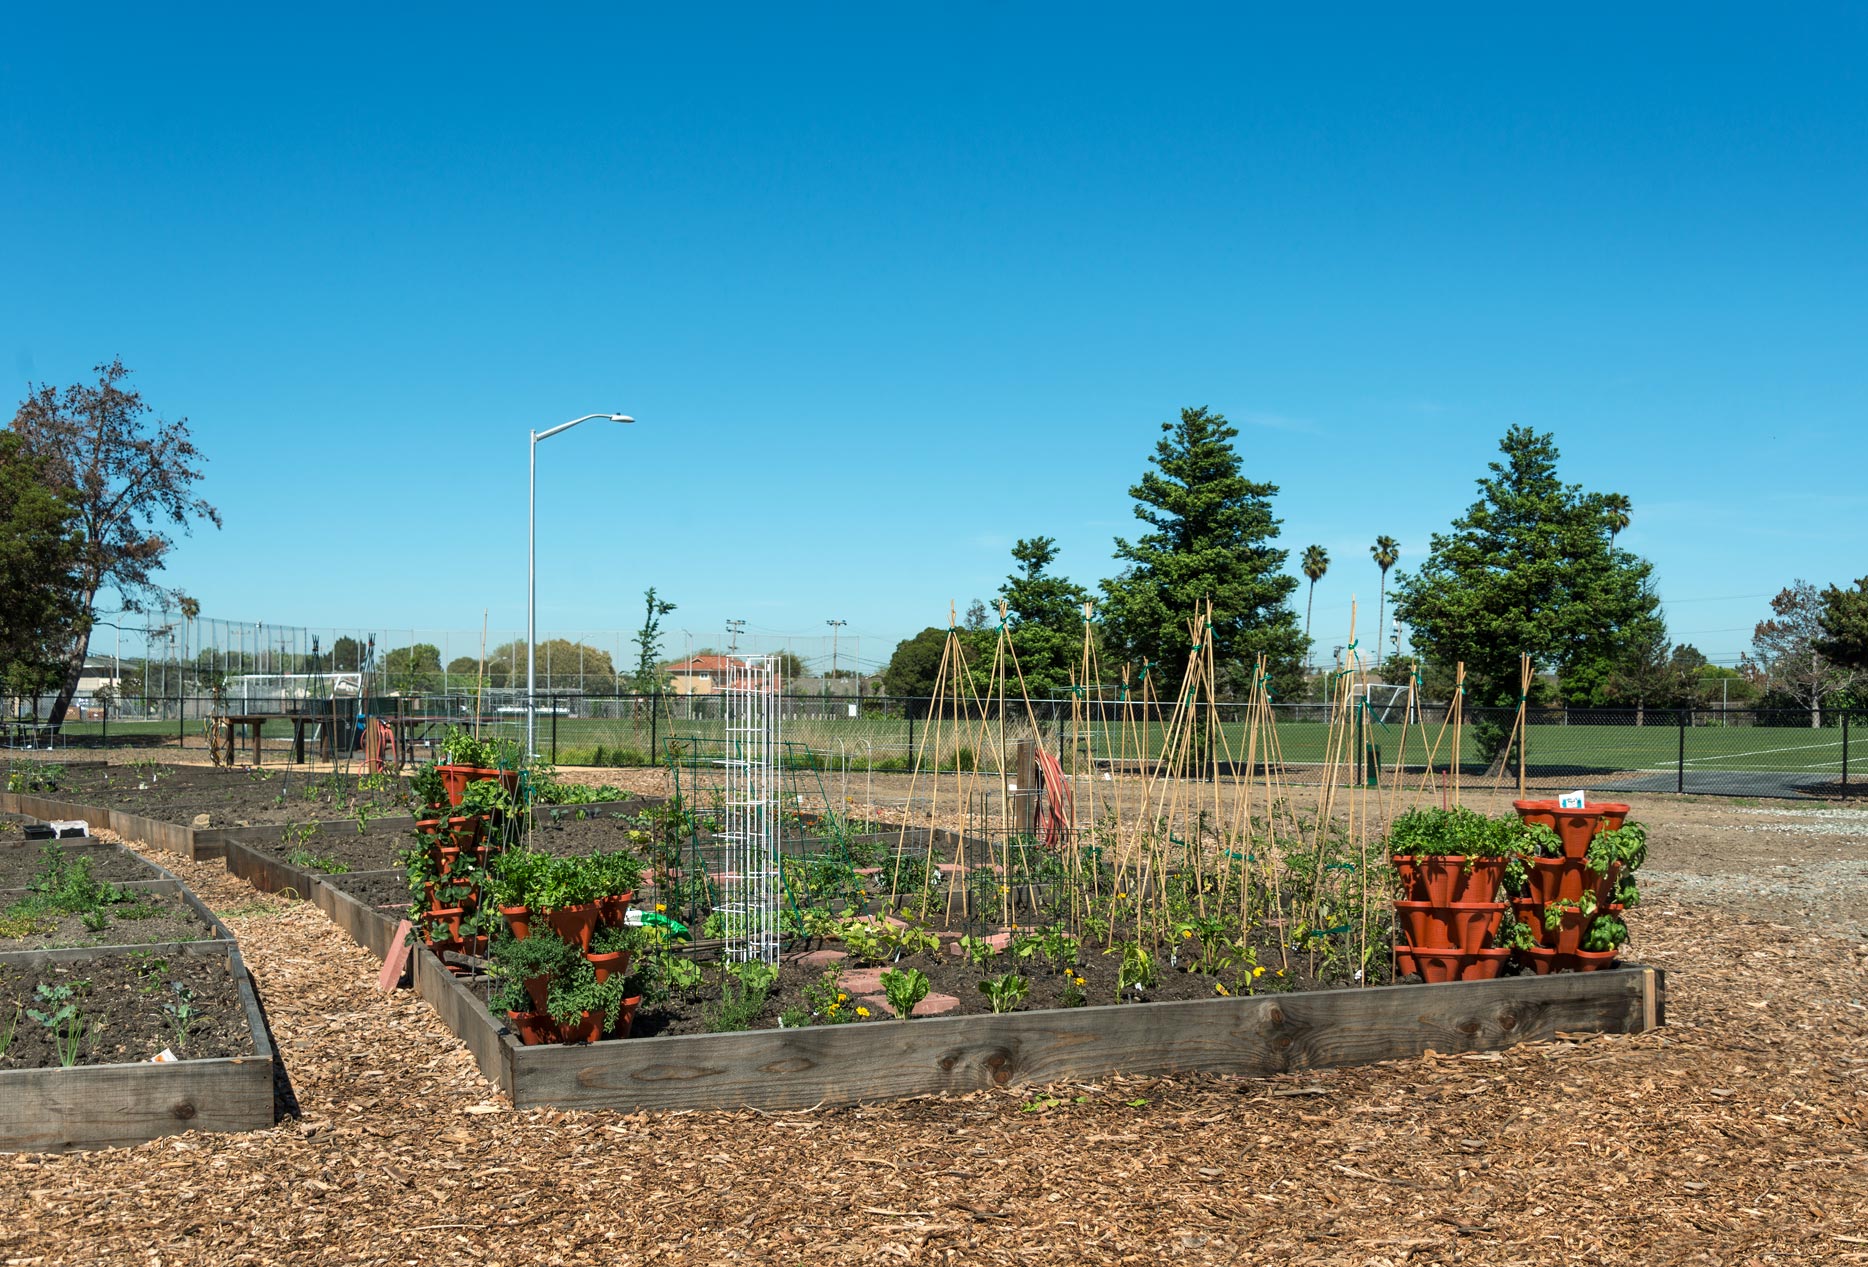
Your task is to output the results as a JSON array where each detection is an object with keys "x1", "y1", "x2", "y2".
[{"x1": 666, "y1": 654, "x2": 739, "y2": 675}]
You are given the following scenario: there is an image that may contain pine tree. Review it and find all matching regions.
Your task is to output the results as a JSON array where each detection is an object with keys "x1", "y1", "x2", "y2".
[
  {"x1": 1098, "y1": 407, "x2": 1303, "y2": 692},
  {"x1": 1391, "y1": 426, "x2": 1660, "y2": 719},
  {"x1": 997, "y1": 537, "x2": 1089, "y2": 698}
]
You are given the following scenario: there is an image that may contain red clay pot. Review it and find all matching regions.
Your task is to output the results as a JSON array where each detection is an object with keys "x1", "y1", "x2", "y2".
[
  {"x1": 542, "y1": 903, "x2": 599, "y2": 951},
  {"x1": 585, "y1": 950, "x2": 631, "y2": 985},
  {"x1": 507, "y1": 1009, "x2": 556, "y2": 1046},
  {"x1": 596, "y1": 891, "x2": 637, "y2": 927},
  {"x1": 1513, "y1": 800, "x2": 1630, "y2": 860},
  {"x1": 1525, "y1": 858, "x2": 1617, "y2": 907},
  {"x1": 446, "y1": 815, "x2": 486, "y2": 851},
  {"x1": 607, "y1": 995, "x2": 643, "y2": 1040},
  {"x1": 1510, "y1": 897, "x2": 1547, "y2": 942},
  {"x1": 1394, "y1": 947, "x2": 1512, "y2": 984},
  {"x1": 1392, "y1": 856, "x2": 1507, "y2": 905},
  {"x1": 524, "y1": 973, "x2": 551, "y2": 1014},
  {"x1": 438, "y1": 764, "x2": 522, "y2": 807},
  {"x1": 501, "y1": 904, "x2": 533, "y2": 940},
  {"x1": 1394, "y1": 901, "x2": 1505, "y2": 953},
  {"x1": 1545, "y1": 906, "x2": 1594, "y2": 955},
  {"x1": 426, "y1": 907, "x2": 464, "y2": 943},
  {"x1": 556, "y1": 1010, "x2": 603, "y2": 1045}
]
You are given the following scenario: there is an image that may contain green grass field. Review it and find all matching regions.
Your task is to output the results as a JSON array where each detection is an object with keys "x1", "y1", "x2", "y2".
[{"x1": 28, "y1": 711, "x2": 1850, "y2": 782}]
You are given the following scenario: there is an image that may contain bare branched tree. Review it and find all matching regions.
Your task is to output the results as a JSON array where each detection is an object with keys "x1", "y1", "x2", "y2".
[{"x1": 9, "y1": 360, "x2": 220, "y2": 723}]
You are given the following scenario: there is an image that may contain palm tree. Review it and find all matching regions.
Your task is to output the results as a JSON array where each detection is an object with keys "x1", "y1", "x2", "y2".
[
  {"x1": 1301, "y1": 545, "x2": 1329, "y2": 672},
  {"x1": 178, "y1": 597, "x2": 199, "y2": 696},
  {"x1": 1370, "y1": 536, "x2": 1400, "y2": 664},
  {"x1": 1603, "y1": 493, "x2": 1632, "y2": 550}
]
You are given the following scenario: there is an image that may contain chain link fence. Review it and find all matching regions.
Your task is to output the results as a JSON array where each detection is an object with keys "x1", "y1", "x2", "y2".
[{"x1": 5, "y1": 693, "x2": 1858, "y2": 800}]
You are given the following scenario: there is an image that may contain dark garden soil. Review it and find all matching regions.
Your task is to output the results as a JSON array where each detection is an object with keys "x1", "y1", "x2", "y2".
[
  {"x1": 629, "y1": 937, "x2": 1368, "y2": 1039},
  {"x1": 0, "y1": 891, "x2": 216, "y2": 952},
  {"x1": 234, "y1": 824, "x2": 418, "y2": 875},
  {"x1": 0, "y1": 949, "x2": 255, "y2": 1070},
  {"x1": 321, "y1": 869, "x2": 414, "y2": 911},
  {"x1": 0, "y1": 842, "x2": 165, "y2": 890},
  {"x1": 5, "y1": 760, "x2": 412, "y2": 829}
]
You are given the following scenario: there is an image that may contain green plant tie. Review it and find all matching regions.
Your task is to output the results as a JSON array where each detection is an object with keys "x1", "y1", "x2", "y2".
[
  {"x1": 1321, "y1": 923, "x2": 1352, "y2": 936},
  {"x1": 1326, "y1": 861, "x2": 1356, "y2": 871}
]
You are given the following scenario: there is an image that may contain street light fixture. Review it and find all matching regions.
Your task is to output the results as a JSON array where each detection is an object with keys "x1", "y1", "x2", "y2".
[{"x1": 529, "y1": 413, "x2": 635, "y2": 757}]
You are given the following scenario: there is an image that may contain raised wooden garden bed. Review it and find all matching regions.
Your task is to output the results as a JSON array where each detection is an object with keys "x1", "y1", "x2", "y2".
[
  {"x1": 0, "y1": 837, "x2": 276, "y2": 1151},
  {"x1": 404, "y1": 951, "x2": 1662, "y2": 1112}
]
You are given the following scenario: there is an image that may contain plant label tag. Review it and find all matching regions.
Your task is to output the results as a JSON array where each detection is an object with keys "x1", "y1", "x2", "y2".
[
  {"x1": 150, "y1": 1048, "x2": 178, "y2": 1063},
  {"x1": 1558, "y1": 790, "x2": 1587, "y2": 809}
]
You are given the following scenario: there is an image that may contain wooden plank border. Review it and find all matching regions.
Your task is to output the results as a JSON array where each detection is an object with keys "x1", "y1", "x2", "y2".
[
  {"x1": 492, "y1": 964, "x2": 1664, "y2": 1113},
  {"x1": 311, "y1": 873, "x2": 405, "y2": 960}
]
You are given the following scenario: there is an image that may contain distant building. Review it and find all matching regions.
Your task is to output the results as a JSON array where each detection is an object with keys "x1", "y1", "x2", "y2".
[{"x1": 663, "y1": 654, "x2": 738, "y2": 696}]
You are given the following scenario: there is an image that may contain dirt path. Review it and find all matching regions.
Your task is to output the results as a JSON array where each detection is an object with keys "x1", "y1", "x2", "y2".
[{"x1": 0, "y1": 790, "x2": 1863, "y2": 1264}]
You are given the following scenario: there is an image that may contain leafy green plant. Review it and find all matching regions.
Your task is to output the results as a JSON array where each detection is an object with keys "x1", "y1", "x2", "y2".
[
  {"x1": 708, "y1": 960, "x2": 776, "y2": 1032},
  {"x1": 409, "y1": 763, "x2": 448, "y2": 811},
  {"x1": 955, "y1": 934, "x2": 1001, "y2": 967},
  {"x1": 27, "y1": 984, "x2": 83, "y2": 1067},
  {"x1": 978, "y1": 972, "x2": 1028, "y2": 1014},
  {"x1": 880, "y1": 966, "x2": 930, "y2": 1018},
  {"x1": 1114, "y1": 941, "x2": 1157, "y2": 999},
  {"x1": 0, "y1": 1004, "x2": 18, "y2": 1057},
  {"x1": 1582, "y1": 914, "x2": 1629, "y2": 952},
  {"x1": 162, "y1": 983, "x2": 195, "y2": 1051},
  {"x1": 1587, "y1": 821, "x2": 1648, "y2": 873}
]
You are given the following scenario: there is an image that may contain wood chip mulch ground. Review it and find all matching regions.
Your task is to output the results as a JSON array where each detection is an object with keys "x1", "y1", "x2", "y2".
[{"x1": 0, "y1": 798, "x2": 1864, "y2": 1265}]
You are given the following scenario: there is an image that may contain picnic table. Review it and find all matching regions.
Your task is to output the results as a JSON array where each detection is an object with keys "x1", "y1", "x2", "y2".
[{"x1": 211, "y1": 714, "x2": 284, "y2": 766}]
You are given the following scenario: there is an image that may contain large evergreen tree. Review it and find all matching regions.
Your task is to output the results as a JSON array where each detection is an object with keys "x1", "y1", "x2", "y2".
[
  {"x1": 1391, "y1": 426, "x2": 1660, "y2": 714},
  {"x1": 1098, "y1": 407, "x2": 1304, "y2": 692},
  {"x1": 997, "y1": 537, "x2": 1089, "y2": 698},
  {"x1": 0, "y1": 433, "x2": 83, "y2": 706}
]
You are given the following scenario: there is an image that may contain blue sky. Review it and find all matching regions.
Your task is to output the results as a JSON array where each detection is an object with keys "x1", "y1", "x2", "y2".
[{"x1": 4, "y1": 4, "x2": 1863, "y2": 674}]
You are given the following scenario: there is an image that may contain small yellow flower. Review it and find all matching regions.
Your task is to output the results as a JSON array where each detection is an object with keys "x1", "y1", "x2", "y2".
[
  {"x1": 837, "y1": 992, "x2": 848, "y2": 1002},
  {"x1": 1116, "y1": 891, "x2": 1127, "y2": 900},
  {"x1": 856, "y1": 1006, "x2": 870, "y2": 1017},
  {"x1": 828, "y1": 1002, "x2": 840, "y2": 1014},
  {"x1": 1253, "y1": 966, "x2": 1265, "y2": 977},
  {"x1": 655, "y1": 903, "x2": 667, "y2": 913},
  {"x1": 1182, "y1": 929, "x2": 1193, "y2": 939},
  {"x1": 1275, "y1": 969, "x2": 1285, "y2": 977}
]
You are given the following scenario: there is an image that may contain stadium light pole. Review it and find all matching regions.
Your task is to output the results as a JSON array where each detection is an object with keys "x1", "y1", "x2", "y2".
[{"x1": 530, "y1": 413, "x2": 635, "y2": 757}]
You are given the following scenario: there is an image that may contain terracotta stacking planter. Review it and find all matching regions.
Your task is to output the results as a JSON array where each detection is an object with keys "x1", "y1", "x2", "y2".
[
  {"x1": 585, "y1": 949, "x2": 632, "y2": 985},
  {"x1": 1394, "y1": 947, "x2": 1512, "y2": 984},
  {"x1": 438, "y1": 764, "x2": 522, "y2": 807},
  {"x1": 1512, "y1": 800, "x2": 1630, "y2": 860},
  {"x1": 1392, "y1": 856, "x2": 1508, "y2": 905},
  {"x1": 501, "y1": 903, "x2": 533, "y2": 940},
  {"x1": 541, "y1": 903, "x2": 600, "y2": 951},
  {"x1": 1395, "y1": 901, "x2": 1506, "y2": 955},
  {"x1": 1524, "y1": 858, "x2": 1617, "y2": 907},
  {"x1": 596, "y1": 891, "x2": 637, "y2": 928}
]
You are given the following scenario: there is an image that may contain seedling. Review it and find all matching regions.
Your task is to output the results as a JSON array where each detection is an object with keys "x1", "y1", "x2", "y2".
[
  {"x1": 880, "y1": 966, "x2": 929, "y2": 1019},
  {"x1": 26, "y1": 985, "x2": 84, "y2": 1068},
  {"x1": 163, "y1": 983, "x2": 195, "y2": 1050},
  {"x1": 978, "y1": 972, "x2": 1028, "y2": 1014}
]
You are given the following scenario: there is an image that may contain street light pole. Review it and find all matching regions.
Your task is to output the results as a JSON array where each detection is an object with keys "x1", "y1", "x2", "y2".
[
  {"x1": 530, "y1": 413, "x2": 635, "y2": 758},
  {"x1": 826, "y1": 619, "x2": 845, "y2": 694}
]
